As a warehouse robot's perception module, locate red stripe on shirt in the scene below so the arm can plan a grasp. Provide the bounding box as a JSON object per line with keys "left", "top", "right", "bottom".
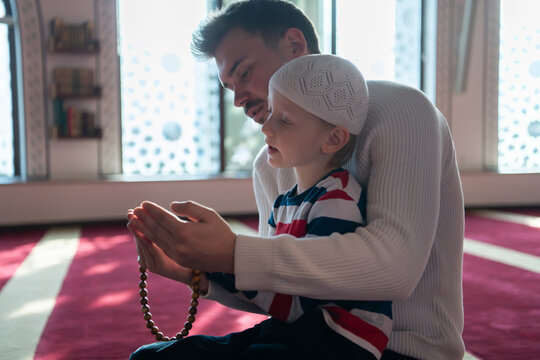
{"left": 268, "top": 293, "right": 293, "bottom": 322}
{"left": 331, "top": 170, "right": 349, "bottom": 188}
{"left": 275, "top": 219, "right": 307, "bottom": 237}
{"left": 318, "top": 189, "right": 354, "bottom": 202}
{"left": 324, "top": 305, "right": 389, "bottom": 353}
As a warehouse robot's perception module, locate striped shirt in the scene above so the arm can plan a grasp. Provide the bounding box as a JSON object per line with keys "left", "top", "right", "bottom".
{"left": 209, "top": 168, "right": 392, "bottom": 359}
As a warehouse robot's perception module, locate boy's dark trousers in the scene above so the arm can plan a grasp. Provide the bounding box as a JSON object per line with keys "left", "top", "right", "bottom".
{"left": 130, "top": 309, "right": 383, "bottom": 360}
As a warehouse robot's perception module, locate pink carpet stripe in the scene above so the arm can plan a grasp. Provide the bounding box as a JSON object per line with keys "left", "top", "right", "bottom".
{"left": 462, "top": 253, "right": 540, "bottom": 359}
{"left": 0, "top": 227, "right": 46, "bottom": 291}
{"left": 33, "top": 223, "right": 266, "bottom": 360}
{"left": 465, "top": 214, "right": 540, "bottom": 257}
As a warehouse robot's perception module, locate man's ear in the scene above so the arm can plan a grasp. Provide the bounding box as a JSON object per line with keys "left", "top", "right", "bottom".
{"left": 322, "top": 127, "right": 350, "bottom": 154}
{"left": 278, "top": 28, "right": 308, "bottom": 59}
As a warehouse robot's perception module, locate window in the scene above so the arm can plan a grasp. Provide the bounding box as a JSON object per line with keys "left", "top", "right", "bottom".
{"left": 118, "top": 0, "right": 220, "bottom": 176}
{"left": 497, "top": 0, "right": 540, "bottom": 173}
{"left": 0, "top": 0, "right": 16, "bottom": 178}
{"left": 118, "top": 0, "right": 425, "bottom": 176}
{"left": 335, "top": 0, "right": 422, "bottom": 89}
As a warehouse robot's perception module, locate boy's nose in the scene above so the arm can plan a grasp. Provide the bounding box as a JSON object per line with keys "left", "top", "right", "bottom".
{"left": 261, "top": 115, "right": 274, "bottom": 135}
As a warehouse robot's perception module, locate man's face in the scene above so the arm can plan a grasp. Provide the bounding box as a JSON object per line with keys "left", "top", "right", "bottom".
{"left": 214, "top": 27, "right": 292, "bottom": 124}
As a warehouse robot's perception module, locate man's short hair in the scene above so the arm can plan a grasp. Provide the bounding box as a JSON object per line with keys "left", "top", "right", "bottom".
{"left": 191, "top": 0, "right": 320, "bottom": 60}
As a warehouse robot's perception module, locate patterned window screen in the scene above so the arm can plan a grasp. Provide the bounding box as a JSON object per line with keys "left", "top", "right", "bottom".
{"left": 118, "top": 0, "right": 423, "bottom": 176}
{"left": 335, "top": 0, "right": 422, "bottom": 89}
{"left": 497, "top": 0, "right": 540, "bottom": 173}
{"left": 0, "top": 0, "right": 14, "bottom": 177}
{"left": 118, "top": 0, "right": 220, "bottom": 176}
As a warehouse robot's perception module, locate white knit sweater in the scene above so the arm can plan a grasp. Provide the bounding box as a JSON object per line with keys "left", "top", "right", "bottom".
{"left": 206, "top": 80, "right": 465, "bottom": 359}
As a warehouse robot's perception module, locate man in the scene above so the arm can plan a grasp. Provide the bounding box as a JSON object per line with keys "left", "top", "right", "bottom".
{"left": 128, "top": 1, "right": 465, "bottom": 359}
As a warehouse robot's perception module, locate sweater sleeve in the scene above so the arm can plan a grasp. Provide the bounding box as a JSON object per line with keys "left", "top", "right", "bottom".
{"left": 202, "top": 147, "right": 292, "bottom": 311}
{"left": 234, "top": 84, "right": 451, "bottom": 301}
{"left": 201, "top": 280, "right": 269, "bottom": 315}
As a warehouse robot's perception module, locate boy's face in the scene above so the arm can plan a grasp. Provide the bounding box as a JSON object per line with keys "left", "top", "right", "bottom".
{"left": 214, "top": 27, "right": 293, "bottom": 125}
{"left": 263, "top": 87, "right": 332, "bottom": 169}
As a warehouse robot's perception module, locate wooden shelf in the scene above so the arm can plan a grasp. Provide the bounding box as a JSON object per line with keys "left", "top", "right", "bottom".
{"left": 49, "top": 48, "right": 99, "bottom": 55}
{"left": 53, "top": 93, "right": 101, "bottom": 100}
{"left": 53, "top": 135, "right": 102, "bottom": 140}
{"left": 48, "top": 17, "right": 102, "bottom": 142}
{"left": 51, "top": 86, "right": 102, "bottom": 99}
{"left": 48, "top": 40, "right": 100, "bottom": 54}
{"left": 50, "top": 126, "right": 103, "bottom": 140}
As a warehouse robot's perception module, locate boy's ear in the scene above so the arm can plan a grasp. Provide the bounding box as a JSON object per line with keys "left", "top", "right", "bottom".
{"left": 279, "top": 28, "right": 308, "bottom": 58}
{"left": 322, "top": 127, "right": 350, "bottom": 154}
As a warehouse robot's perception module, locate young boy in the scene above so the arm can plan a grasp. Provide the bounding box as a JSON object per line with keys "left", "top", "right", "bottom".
{"left": 202, "top": 54, "right": 391, "bottom": 359}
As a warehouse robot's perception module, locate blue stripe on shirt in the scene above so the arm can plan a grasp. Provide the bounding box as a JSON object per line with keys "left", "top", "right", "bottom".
{"left": 308, "top": 216, "right": 362, "bottom": 236}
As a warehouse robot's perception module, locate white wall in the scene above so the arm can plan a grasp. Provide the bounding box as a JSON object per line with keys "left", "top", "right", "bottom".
{"left": 0, "top": 176, "right": 256, "bottom": 226}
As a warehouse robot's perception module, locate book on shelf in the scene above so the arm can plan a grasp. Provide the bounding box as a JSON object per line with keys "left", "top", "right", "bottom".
{"left": 49, "top": 17, "right": 98, "bottom": 52}
{"left": 51, "top": 99, "right": 102, "bottom": 138}
{"left": 50, "top": 67, "right": 101, "bottom": 98}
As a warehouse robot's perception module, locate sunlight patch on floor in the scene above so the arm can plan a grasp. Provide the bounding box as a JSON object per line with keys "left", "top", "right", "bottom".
{"left": 463, "top": 351, "right": 482, "bottom": 360}
{"left": 226, "top": 218, "right": 258, "bottom": 236}
{"left": 90, "top": 289, "right": 133, "bottom": 309}
{"left": 84, "top": 261, "right": 121, "bottom": 276}
{"left": 0, "top": 226, "right": 80, "bottom": 360}
{"left": 464, "top": 237, "right": 540, "bottom": 274}
{"left": 468, "top": 210, "right": 540, "bottom": 228}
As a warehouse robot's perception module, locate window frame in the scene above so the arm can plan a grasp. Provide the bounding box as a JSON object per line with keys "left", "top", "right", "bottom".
{"left": 0, "top": 0, "right": 20, "bottom": 178}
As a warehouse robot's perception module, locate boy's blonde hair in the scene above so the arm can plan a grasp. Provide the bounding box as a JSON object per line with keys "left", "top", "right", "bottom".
{"left": 329, "top": 134, "right": 357, "bottom": 167}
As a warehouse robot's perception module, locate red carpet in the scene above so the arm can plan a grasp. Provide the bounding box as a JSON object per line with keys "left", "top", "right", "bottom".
{"left": 33, "top": 223, "right": 267, "bottom": 360}
{"left": 463, "top": 210, "right": 540, "bottom": 359}
{"left": 0, "top": 227, "right": 46, "bottom": 291}
{"left": 237, "top": 215, "right": 259, "bottom": 231}
{"left": 465, "top": 214, "right": 540, "bottom": 256}
{"left": 462, "top": 254, "right": 540, "bottom": 359}
{"left": 2, "top": 210, "right": 539, "bottom": 359}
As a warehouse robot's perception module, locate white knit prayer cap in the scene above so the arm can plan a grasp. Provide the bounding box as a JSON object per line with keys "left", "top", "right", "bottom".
{"left": 269, "top": 54, "right": 368, "bottom": 135}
